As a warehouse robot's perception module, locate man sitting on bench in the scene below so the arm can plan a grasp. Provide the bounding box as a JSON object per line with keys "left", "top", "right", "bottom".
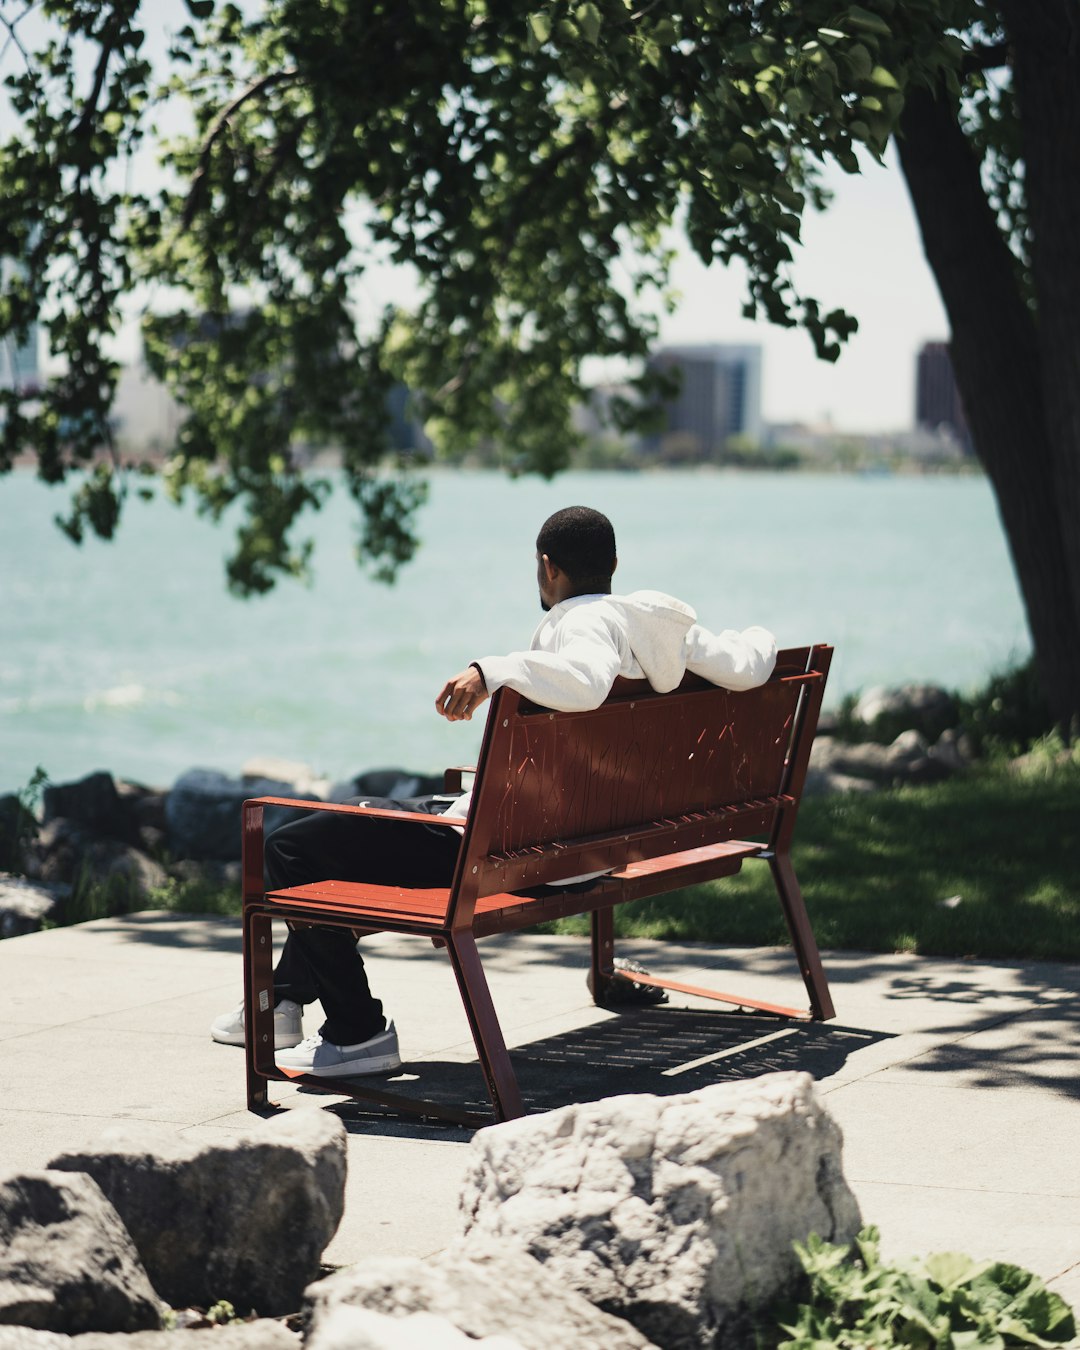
{"left": 210, "top": 505, "right": 777, "bottom": 1077}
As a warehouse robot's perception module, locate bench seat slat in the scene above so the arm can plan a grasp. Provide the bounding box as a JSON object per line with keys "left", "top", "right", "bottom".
{"left": 262, "top": 837, "right": 766, "bottom": 937}
{"left": 264, "top": 881, "right": 450, "bottom": 928}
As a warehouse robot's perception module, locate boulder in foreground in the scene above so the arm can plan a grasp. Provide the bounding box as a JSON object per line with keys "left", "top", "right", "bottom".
{"left": 460, "top": 1071, "right": 860, "bottom": 1350}
{"left": 0, "top": 1170, "right": 161, "bottom": 1335}
{"left": 48, "top": 1112, "right": 345, "bottom": 1317}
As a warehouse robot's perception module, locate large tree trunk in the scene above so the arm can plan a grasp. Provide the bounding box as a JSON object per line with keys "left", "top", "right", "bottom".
{"left": 896, "top": 66, "right": 1080, "bottom": 728}
{"left": 1001, "top": 0, "right": 1080, "bottom": 725}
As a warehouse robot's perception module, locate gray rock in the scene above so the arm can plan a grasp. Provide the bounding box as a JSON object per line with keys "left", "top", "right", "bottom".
{"left": 0, "top": 1323, "right": 298, "bottom": 1350}
{"left": 84, "top": 1324, "right": 297, "bottom": 1350}
{"left": 117, "top": 784, "right": 168, "bottom": 835}
{"left": 42, "top": 775, "right": 130, "bottom": 842}
{"left": 326, "top": 769, "right": 444, "bottom": 805}
{"left": 100, "top": 848, "right": 168, "bottom": 903}
{"left": 803, "top": 767, "right": 879, "bottom": 796}
{"left": 29, "top": 823, "right": 166, "bottom": 907}
{"left": 0, "top": 1329, "right": 69, "bottom": 1349}
{"left": 241, "top": 759, "right": 331, "bottom": 801}
{"left": 929, "top": 728, "right": 975, "bottom": 772}
{"left": 459, "top": 1073, "right": 861, "bottom": 1350}
{"left": 48, "top": 1112, "right": 346, "bottom": 1318}
{"left": 165, "top": 771, "right": 321, "bottom": 862}
{"left": 0, "top": 796, "right": 36, "bottom": 873}
{"left": 811, "top": 730, "right": 953, "bottom": 786}
{"left": 308, "top": 1306, "right": 525, "bottom": 1349}
{"left": 0, "top": 1170, "right": 162, "bottom": 1334}
{"left": 304, "top": 1240, "right": 656, "bottom": 1350}
{"left": 30, "top": 820, "right": 97, "bottom": 887}
{"left": 0, "top": 877, "right": 61, "bottom": 939}
{"left": 853, "top": 684, "right": 958, "bottom": 744}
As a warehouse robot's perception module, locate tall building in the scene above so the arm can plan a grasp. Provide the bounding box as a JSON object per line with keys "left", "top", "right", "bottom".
{"left": 646, "top": 343, "right": 763, "bottom": 459}
{"left": 0, "top": 257, "right": 41, "bottom": 394}
{"left": 915, "top": 341, "right": 972, "bottom": 454}
{"left": 0, "top": 329, "right": 39, "bottom": 393}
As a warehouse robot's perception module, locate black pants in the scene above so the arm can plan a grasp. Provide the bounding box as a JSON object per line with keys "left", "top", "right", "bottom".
{"left": 267, "top": 796, "right": 461, "bottom": 1045}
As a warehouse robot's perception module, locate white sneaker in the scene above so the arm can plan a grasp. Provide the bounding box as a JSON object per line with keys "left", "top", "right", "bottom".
{"left": 275, "top": 1021, "right": 401, "bottom": 1077}
{"left": 210, "top": 999, "right": 303, "bottom": 1048}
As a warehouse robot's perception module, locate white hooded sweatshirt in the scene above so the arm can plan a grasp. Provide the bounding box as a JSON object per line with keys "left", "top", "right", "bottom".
{"left": 440, "top": 592, "right": 777, "bottom": 842}
{"left": 476, "top": 590, "right": 777, "bottom": 711}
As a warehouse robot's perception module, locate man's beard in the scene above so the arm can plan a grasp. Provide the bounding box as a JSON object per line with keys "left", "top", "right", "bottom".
{"left": 540, "top": 596, "right": 551, "bottom": 612}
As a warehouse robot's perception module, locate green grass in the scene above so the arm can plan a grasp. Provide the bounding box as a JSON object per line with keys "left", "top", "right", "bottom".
{"left": 540, "top": 757, "right": 1080, "bottom": 961}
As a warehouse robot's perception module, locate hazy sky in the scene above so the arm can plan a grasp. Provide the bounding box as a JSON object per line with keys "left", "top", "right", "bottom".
{"left": 657, "top": 150, "right": 950, "bottom": 433}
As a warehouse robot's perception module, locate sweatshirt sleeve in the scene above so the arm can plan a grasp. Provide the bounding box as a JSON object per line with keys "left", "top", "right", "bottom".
{"left": 683, "top": 624, "right": 777, "bottom": 691}
{"left": 475, "top": 610, "right": 624, "bottom": 712}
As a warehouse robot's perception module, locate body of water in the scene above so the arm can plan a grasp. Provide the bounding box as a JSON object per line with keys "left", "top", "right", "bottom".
{"left": 1, "top": 468, "right": 1030, "bottom": 795}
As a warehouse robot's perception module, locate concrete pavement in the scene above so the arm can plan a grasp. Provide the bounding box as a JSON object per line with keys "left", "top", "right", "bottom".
{"left": 0, "top": 912, "right": 1077, "bottom": 1311}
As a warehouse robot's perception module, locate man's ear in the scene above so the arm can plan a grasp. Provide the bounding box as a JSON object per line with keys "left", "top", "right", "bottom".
{"left": 611, "top": 556, "right": 618, "bottom": 577}
{"left": 541, "top": 554, "right": 561, "bottom": 583}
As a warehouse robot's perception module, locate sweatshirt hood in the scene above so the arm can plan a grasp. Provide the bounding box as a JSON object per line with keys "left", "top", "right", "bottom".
{"left": 607, "top": 590, "right": 697, "bottom": 691}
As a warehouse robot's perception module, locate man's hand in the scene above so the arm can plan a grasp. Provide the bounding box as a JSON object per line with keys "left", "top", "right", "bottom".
{"left": 435, "top": 665, "right": 489, "bottom": 721}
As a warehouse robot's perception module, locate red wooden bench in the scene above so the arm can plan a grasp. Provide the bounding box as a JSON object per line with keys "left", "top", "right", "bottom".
{"left": 241, "top": 643, "right": 834, "bottom": 1125}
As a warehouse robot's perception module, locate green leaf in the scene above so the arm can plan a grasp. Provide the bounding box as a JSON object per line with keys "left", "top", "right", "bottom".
{"left": 923, "top": 1251, "right": 985, "bottom": 1290}
{"left": 870, "top": 64, "right": 902, "bottom": 90}
{"left": 784, "top": 85, "right": 813, "bottom": 117}
{"left": 184, "top": 0, "right": 215, "bottom": 17}
{"left": 575, "top": 3, "right": 602, "bottom": 45}
{"left": 842, "top": 42, "right": 873, "bottom": 81}
{"left": 527, "top": 12, "right": 551, "bottom": 47}
{"left": 845, "top": 6, "right": 891, "bottom": 39}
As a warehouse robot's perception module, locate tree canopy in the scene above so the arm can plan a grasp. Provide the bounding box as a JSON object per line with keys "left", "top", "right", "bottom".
{"left": 0, "top": 0, "right": 957, "bottom": 584}
{"left": 2, "top": 0, "right": 1078, "bottom": 723}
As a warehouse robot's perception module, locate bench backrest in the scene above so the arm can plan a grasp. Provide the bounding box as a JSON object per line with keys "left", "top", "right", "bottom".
{"left": 447, "top": 644, "right": 831, "bottom": 924}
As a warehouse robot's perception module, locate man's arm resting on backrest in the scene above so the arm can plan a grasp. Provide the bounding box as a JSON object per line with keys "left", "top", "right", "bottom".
{"left": 473, "top": 616, "right": 623, "bottom": 712}
{"left": 683, "top": 624, "right": 777, "bottom": 691}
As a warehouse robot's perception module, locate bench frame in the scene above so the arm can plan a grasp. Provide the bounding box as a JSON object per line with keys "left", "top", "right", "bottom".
{"left": 241, "top": 644, "right": 834, "bottom": 1125}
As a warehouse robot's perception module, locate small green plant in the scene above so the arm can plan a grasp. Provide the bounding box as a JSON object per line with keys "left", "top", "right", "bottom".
{"left": 776, "top": 1227, "right": 1076, "bottom": 1349}
{"left": 146, "top": 873, "right": 240, "bottom": 917}
{"left": 205, "top": 1300, "right": 240, "bottom": 1325}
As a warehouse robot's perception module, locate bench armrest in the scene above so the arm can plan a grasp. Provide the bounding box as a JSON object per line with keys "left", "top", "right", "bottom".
{"left": 243, "top": 795, "right": 465, "bottom": 829}
{"left": 240, "top": 795, "right": 464, "bottom": 905}
{"left": 443, "top": 765, "right": 477, "bottom": 793}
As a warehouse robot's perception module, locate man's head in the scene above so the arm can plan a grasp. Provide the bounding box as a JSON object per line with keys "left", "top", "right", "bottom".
{"left": 535, "top": 506, "right": 617, "bottom": 610}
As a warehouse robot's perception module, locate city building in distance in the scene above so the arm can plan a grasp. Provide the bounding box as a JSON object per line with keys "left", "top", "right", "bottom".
{"left": 0, "top": 258, "right": 40, "bottom": 396}
{"left": 915, "top": 340, "right": 972, "bottom": 455}
{"left": 645, "top": 343, "right": 763, "bottom": 462}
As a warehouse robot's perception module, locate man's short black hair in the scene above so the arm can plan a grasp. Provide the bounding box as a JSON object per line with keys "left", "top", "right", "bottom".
{"left": 536, "top": 506, "right": 616, "bottom": 592}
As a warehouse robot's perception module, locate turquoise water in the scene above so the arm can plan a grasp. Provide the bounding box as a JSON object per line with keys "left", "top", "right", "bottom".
{"left": 0, "top": 468, "right": 1029, "bottom": 795}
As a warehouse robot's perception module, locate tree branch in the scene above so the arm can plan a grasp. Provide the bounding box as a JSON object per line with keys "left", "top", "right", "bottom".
{"left": 72, "top": 21, "right": 118, "bottom": 140}
{"left": 181, "top": 68, "right": 303, "bottom": 231}
{"left": 0, "top": 5, "right": 34, "bottom": 73}
{"left": 434, "top": 96, "right": 628, "bottom": 404}
{"left": 962, "top": 40, "right": 1011, "bottom": 75}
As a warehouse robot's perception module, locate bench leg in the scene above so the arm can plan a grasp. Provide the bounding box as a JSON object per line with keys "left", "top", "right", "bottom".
{"left": 589, "top": 907, "right": 616, "bottom": 1003}
{"left": 446, "top": 931, "right": 524, "bottom": 1122}
{"left": 769, "top": 853, "right": 835, "bottom": 1021}
{"left": 243, "top": 909, "right": 277, "bottom": 1110}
